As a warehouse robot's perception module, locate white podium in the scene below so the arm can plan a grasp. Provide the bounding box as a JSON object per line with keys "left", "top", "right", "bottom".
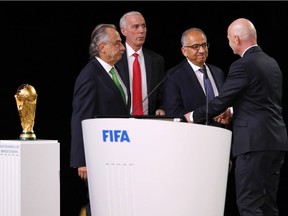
{"left": 0, "top": 140, "right": 60, "bottom": 216}
{"left": 82, "top": 118, "right": 232, "bottom": 216}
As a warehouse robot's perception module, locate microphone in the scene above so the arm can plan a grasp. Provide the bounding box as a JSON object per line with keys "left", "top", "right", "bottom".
{"left": 130, "top": 70, "right": 173, "bottom": 115}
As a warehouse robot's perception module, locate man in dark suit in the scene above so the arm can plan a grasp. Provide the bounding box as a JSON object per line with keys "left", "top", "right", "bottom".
{"left": 163, "top": 27, "right": 228, "bottom": 126}
{"left": 185, "top": 18, "right": 288, "bottom": 216}
{"left": 70, "top": 23, "right": 129, "bottom": 216}
{"left": 116, "top": 11, "right": 165, "bottom": 116}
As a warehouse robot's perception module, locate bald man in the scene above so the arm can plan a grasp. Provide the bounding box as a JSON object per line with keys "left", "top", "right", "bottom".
{"left": 185, "top": 18, "right": 288, "bottom": 216}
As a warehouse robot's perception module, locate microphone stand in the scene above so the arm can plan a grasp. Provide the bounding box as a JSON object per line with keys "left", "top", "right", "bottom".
{"left": 130, "top": 72, "right": 171, "bottom": 116}
{"left": 205, "top": 84, "right": 209, "bottom": 125}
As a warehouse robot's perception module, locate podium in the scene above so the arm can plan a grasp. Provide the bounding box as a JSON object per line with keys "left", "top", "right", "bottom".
{"left": 82, "top": 118, "right": 232, "bottom": 216}
{"left": 0, "top": 140, "right": 60, "bottom": 216}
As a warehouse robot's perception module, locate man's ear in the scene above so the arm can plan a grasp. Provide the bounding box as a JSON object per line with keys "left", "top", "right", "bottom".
{"left": 120, "top": 28, "right": 127, "bottom": 37}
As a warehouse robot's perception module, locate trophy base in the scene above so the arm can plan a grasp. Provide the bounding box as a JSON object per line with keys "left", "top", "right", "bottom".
{"left": 20, "top": 132, "right": 37, "bottom": 140}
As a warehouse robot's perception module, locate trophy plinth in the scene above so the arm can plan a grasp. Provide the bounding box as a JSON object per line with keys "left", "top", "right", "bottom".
{"left": 20, "top": 132, "right": 37, "bottom": 140}
{"left": 15, "top": 84, "right": 38, "bottom": 141}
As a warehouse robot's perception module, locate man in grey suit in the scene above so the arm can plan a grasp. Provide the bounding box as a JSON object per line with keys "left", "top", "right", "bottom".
{"left": 185, "top": 18, "right": 288, "bottom": 216}
{"left": 116, "top": 11, "right": 165, "bottom": 116}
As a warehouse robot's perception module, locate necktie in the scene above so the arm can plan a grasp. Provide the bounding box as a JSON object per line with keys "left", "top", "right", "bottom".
{"left": 109, "top": 67, "right": 126, "bottom": 103}
{"left": 199, "top": 66, "right": 215, "bottom": 102}
{"left": 132, "top": 53, "right": 144, "bottom": 115}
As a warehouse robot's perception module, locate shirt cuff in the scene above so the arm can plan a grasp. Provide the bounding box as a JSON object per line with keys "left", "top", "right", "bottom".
{"left": 190, "top": 111, "right": 194, "bottom": 122}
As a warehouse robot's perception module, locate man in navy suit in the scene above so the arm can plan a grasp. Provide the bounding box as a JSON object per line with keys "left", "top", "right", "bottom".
{"left": 186, "top": 18, "right": 288, "bottom": 216}
{"left": 116, "top": 11, "right": 165, "bottom": 116}
{"left": 70, "top": 23, "right": 129, "bottom": 216}
{"left": 163, "top": 27, "right": 228, "bottom": 126}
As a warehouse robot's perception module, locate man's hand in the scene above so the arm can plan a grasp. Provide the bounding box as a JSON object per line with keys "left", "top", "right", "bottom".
{"left": 78, "top": 166, "right": 88, "bottom": 181}
{"left": 184, "top": 112, "right": 193, "bottom": 123}
{"left": 213, "top": 108, "right": 233, "bottom": 125}
{"left": 155, "top": 109, "right": 165, "bottom": 116}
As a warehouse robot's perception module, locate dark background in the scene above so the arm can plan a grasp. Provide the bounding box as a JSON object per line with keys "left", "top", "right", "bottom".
{"left": 1, "top": 1, "right": 288, "bottom": 216}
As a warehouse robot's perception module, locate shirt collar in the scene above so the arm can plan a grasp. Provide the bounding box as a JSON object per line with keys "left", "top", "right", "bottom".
{"left": 126, "top": 42, "right": 143, "bottom": 57}
{"left": 96, "top": 56, "right": 113, "bottom": 72}
{"left": 241, "top": 44, "right": 258, "bottom": 57}
{"left": 187, "top": 59, "right": 206, "bottom": 72}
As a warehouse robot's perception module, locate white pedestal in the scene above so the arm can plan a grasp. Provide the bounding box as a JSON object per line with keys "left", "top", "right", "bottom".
{"left": 82, "top": 118, "right": 232, "bottom": 216}
{"left": 0, "top": 140, "right": 60, "bottom": 216}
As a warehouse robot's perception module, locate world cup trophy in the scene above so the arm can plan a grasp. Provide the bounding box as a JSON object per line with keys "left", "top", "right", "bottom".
{"left": 15, "top": 84, "right": 37, "bottom": 140}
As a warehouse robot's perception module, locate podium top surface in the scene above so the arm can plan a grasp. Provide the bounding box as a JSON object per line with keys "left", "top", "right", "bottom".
{"left": 92, "top": 115, "right": 186, "bottom": 122}
{"left": 0, "top": 140, "right": 59, "bottom": 144}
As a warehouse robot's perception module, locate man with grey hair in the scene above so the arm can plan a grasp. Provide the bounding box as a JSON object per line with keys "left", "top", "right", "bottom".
{"left": 163, "top": 27, "right": 228, "bottom": 124}
{"left": 116, "top": 11, "right": 165, "bottom": 116}
{"left": 70, "top": 23, "right": 129, "bottom": 216}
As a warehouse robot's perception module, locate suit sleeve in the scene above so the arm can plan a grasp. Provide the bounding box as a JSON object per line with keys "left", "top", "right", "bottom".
{"left": 193, "top": 61, "right": 247, "bottom": 123}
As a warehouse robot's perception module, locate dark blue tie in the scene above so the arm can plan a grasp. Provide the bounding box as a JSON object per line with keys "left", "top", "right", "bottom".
{"left": 199, "top": 66, "right": 215, "bottom": 101}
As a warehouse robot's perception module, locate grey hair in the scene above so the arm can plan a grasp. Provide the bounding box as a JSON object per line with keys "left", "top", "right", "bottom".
{"left": 181, "top": 27, "right": 207, "bottom": 46}
{"left": 89, "top": 23, "right": 117, "bottom": 58}
{"left": 119, "top": 11, "right": 143, "bottom": 29}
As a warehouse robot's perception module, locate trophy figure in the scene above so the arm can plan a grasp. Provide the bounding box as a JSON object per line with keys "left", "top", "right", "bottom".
{"left": 15, "top": 84, "right": 37, "bottom": 140}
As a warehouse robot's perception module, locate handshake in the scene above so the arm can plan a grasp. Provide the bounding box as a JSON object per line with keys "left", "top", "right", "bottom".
{"left": 184, "top": 108, "right": 233, "bottom": 124}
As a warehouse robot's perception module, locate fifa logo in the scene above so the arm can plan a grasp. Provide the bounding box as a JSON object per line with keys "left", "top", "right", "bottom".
{"left": 102, "top": 130, "right": 130, "bottom": 142}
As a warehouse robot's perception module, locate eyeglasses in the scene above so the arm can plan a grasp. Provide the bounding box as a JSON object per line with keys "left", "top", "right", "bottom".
{"left": 184, "top": 42, "right": 210, "bottom": 50}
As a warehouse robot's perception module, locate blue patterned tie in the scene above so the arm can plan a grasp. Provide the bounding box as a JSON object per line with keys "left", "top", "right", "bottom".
{"left": 199, "top": 66, "right": 215, "bottom": 101}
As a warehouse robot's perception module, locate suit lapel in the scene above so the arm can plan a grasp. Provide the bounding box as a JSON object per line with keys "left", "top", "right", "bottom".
{"left": 92, "top": 58, "right": 126, "bottom": 104}
{"left": 143, "top": 50, "right": 153, "bottom": 94}
{"left": 116, "top": 52, "right": 130, "bottom": 89}
{"left": 115, "top": 51, "right": 131, "bottom": 110}
{"left": 183, "top": 61, "right": 205, "bottom": 96}
{"left": 206, "top": 64, "right": 222, "bottom": 91}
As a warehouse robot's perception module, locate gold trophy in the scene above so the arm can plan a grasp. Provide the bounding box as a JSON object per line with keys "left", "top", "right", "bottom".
{"left": 15, "top": 84, "right": 37, "bottom": 140}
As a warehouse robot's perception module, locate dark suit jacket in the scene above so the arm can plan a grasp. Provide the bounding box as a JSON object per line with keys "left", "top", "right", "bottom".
{"left": 116, "top": 47, "right": 165, "bottom": 115}
{"left": 70, "top": 58, "right": 130, "bottom": 168}
{"left": 163, "top": 59, "right": 226, "bottom": 117}
{"left": 193, "top": 46, "right": 288, "bottom": 156}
